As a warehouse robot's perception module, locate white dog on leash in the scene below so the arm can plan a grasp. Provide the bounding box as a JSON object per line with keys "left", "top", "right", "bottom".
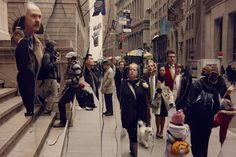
{"left": 138, "top": 120, "right": 153, "bottom": 148}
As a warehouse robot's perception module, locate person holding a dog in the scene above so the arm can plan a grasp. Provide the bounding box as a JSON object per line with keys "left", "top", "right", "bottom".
{"left": 120, "top": 63, "right": 150, "bottom": 157}
{"left": 165, "top": 110, "right": 189, "bottom": 157}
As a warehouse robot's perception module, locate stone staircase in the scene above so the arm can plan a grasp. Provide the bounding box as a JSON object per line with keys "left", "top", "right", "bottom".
{"left": 0, "top": 82, "right": 68, "bottom": 157}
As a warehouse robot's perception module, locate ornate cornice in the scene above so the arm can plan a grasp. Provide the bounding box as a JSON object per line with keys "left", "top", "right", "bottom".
{"left": 204, "top": 0, "right": 224, "bottom": 13}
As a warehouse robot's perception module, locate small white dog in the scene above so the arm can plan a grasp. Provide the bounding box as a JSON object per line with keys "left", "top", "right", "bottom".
{"left": 138, "top": 120, "right": 153, "bottom": 148}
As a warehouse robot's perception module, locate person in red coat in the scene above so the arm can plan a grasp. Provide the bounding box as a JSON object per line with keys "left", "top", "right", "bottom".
{"left": 165, "top": 50, "right": 177, "bottom": 91}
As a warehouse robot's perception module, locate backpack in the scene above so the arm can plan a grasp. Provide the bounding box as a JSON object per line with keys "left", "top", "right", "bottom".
{"left": 192, "top": 81, "right": 214, "bottom": 116}
{"left": 171, "top": 140, "right": 190, "bottom": 155}
{"left": 167, "top": 130, "right": 190, "bottom": 155}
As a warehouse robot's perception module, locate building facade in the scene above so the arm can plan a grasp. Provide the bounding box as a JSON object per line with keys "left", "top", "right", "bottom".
{"left": 102, "top": 0, "right": 118, "bottom": 58}
{"left": 204, "top": 0, "right": 236, "bottom": 66}
{"left": 0, "top": 0, "right": 89, "bottom": 87}
{"left": 115, "top": 0, "right": 151, "bottom": 54}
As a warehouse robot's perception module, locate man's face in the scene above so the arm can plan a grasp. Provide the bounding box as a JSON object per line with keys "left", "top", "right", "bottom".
{"left": 25, "top": 5, "right": 42, "bottom": 34}
{"left": 86, "top": 56, "right": 94, "bottom": 66}
{"left": 167, "top": 53, "right": 176, "bottom": 65}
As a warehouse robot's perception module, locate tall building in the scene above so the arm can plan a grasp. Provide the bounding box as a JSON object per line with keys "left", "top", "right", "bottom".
{"left": 102, "top": 0, "right": 118, "bottom": 58}
{"left": 115, "top": 0, "right": 151, "bottom": 54}
{"left": 204, "top": 0, "right": 236, "bottom": 66}
{"left": 150, "top": 0, "right": 173, "bottom": 63}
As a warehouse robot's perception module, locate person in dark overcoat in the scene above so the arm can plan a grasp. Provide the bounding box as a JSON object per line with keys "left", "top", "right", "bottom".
{"left": 120, "top": 63, "right": 150, "bottom": 157}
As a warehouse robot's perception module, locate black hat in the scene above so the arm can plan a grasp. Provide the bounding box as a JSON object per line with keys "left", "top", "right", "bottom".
{"left": 102, "top": 60, "right": 110, "bottom": 65}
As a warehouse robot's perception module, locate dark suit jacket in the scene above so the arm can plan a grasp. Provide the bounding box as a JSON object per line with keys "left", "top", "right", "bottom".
{"left": 84, "top": 66, "right": 99, "bottom": 98}
{"left": 15, "top": 36, "right": 43, "bottom": 96}
{"left": 15, "top": 39, "right": 35, "bottom": 96}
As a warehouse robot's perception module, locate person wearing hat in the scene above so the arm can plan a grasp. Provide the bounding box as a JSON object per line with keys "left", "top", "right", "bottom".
{"left": 101, "top": 60, "right": 115, "bottom": 116}
{"left": 37, "top": 40, "right": 60, "bottom": 115}
{"left": 53, "top": 51, "right": 81, "bottom": 127}
{"left": 208, "top": 66, "right": 230, "bottom": 100}
{"left": 165, "top": 109, "right": 189, "bottom": 157}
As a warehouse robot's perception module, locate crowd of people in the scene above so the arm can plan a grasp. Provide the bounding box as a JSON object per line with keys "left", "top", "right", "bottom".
{"left": 11, "top": 2, "right": 236, "bottom": 157}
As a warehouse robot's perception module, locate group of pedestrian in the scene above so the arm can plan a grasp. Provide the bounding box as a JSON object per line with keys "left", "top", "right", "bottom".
{"left": 11, "top": 2, "right": 236, "bottom": 157}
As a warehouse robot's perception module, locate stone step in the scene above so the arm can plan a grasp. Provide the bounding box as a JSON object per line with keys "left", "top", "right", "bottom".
{"left": 0, "top": 96, "right": 23, "bottom": 125}
{"left": 6, "top": 112, "right": 56, "bottom": 157}
{"left": 0, "top": 107, "right": 40, "bottom": 157}
{"left": 0, "top": 88, "right": 17, "bottom": 103}
{"left": 39, "top": 121, "right": 69, "bottom": 157}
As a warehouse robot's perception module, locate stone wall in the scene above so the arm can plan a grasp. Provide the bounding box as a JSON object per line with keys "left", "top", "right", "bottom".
{"left": 7, "top": 0, "right": 88, "bottom": 52}
{"left": 0, "top": 0, "right": 10, "bottom": 40}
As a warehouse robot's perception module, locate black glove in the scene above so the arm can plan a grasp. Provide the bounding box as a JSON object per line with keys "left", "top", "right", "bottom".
{"left": 156, "top": 88, "right": 162, "bottom": 93}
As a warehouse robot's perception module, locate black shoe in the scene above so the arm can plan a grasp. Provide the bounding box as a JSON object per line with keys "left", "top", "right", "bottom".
{"left": 105, "top": 112, "right": 113, "bottom": 116}
{"left": 24, "top": 112, "right": 34, "bottom": 117}
{"left": 53, "top": 122, "right": 66, "bottom": 128}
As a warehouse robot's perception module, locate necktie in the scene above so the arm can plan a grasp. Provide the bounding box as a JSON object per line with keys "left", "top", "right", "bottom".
{"left": 29, "top": 36, "right": 33, "bottom": 50}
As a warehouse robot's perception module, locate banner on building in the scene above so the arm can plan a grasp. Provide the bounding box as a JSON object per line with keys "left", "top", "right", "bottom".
{"left": 122, "top": 10, "right": 132, "bottom": 33}
{"left": 160, "top": 17, "right": 170, "bottom": 35}
{"left": 92, "top": 0, "right": 106, "bottom": 16}
{"left": 92, "top": 23, "right": 101, "bottom": 47}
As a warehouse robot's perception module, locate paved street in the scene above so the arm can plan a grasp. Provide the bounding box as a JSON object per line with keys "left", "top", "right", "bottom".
{"left": 65, "top": 80, "right": 236, "bottom": 157}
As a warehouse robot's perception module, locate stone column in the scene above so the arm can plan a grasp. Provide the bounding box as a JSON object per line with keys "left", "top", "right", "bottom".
{"left": 0, "top": 0, "right": 10, "bottom": 40}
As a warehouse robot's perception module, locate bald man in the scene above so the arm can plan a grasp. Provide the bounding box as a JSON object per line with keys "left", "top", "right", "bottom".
{"left": 15, "top": 2, "right": 43, "bottom": 116}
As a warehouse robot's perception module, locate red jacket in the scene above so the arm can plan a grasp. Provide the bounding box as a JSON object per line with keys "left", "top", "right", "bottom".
{"left": 165, "top": 64, "right": 176, "bottom": 91}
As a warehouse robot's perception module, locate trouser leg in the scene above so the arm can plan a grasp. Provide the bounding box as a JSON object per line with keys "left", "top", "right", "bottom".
{"left": 58, "top": 87, "right": 75, "bottom": 124}
{"left": 104, "top": 93, "right": 113, "bottom": 113}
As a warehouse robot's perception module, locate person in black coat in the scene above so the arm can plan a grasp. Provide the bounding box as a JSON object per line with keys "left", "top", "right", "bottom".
{"left": 185, "top": 74, "right": 220, "bottom": 157}
{"left": 120, "top": 63, "right": 150, "bottom": 157}
{"left": 15, "top": 37, "right": 36, "bottom": 117}
{"left": 114, "top": 61, "right": 125, "bottom": 102}
{"left": 37, "top": 40, "right": 60, "bottom": 114}
{"left": 175, "top": 69, "right": 192, "bottom": 110}
{"left": 83, "top": 54, "right": 99, "bottom": 99}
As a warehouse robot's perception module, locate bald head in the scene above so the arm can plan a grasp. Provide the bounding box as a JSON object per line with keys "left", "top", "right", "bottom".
{"left": 25, "top": 2, "right": 42, "bottom": 35}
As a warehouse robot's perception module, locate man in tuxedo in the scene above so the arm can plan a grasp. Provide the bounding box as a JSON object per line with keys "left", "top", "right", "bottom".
{"left": 165, "top": 50, "right": 177, "bottom": 91}
{"left": 15, "top": 2, "right": 43, "bottom": 116}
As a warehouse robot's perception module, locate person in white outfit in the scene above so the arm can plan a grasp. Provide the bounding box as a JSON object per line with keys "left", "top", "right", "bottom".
{"left": 165, "top": 109, "right": 189, "bottom": 157}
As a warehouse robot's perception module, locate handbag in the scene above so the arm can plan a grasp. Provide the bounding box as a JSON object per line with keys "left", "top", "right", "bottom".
{"left": 151, "top": 92, "right": 161, "bottom": 108}
{"left": 162, "top": 86, "right": 174, "bottom": 110}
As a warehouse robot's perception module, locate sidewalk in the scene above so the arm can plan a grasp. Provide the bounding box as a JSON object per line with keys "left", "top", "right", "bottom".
{"left": 64, "top": 81, "right": 121, "bottom": 157}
